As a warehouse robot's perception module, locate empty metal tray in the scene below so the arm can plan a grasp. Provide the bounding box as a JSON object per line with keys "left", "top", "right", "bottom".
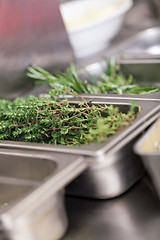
{"left": 0, "top": 96, "right": 159, "bottom": 199}
{"left": 107, "top": 26, "right": 160, "bottom": 57}
{"left": 134, "top": 117, "right": 160, "bottom": 199}
{"left": 0, "top": 149, "right": 86, "bottom": 240}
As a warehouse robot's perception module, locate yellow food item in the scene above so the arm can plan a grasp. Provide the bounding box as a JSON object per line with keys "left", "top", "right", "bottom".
{"left": 64, "top": 0, "right": 123, "bottom": 31}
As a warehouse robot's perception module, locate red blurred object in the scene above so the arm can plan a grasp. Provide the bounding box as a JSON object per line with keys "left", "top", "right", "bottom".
{"left": 0, "top": 0, "right": 73, "bottom": 99}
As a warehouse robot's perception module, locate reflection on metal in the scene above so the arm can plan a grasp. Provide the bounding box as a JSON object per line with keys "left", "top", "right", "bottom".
{"left": 64, "top": 177, "right": 160, "bottom": 240}
{"left": 0, "top": 0, "right": 74, "bottom": 99}
{"left": 107, "top": 27, "right": 160, "bottom": 58}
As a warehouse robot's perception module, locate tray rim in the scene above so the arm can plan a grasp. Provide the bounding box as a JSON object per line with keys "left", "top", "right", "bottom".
{"left": 0, "top": 150, "right": 86, "bottom": 219}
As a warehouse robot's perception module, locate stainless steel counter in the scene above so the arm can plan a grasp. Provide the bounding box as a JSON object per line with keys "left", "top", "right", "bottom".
{"left": 63, "top": 175, "right": 160, "bottom": 240}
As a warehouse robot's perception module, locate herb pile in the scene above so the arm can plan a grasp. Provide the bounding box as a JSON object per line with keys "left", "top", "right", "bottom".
{"left": 0, "top": 91, "right": 137, "bottom": 146}
{"left": 27, "top": 60, "right": 160, "bottom": 95}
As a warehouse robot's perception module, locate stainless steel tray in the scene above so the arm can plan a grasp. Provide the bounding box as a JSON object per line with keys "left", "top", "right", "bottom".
{"left": 134, "top": 117, "right": 160, "bottom": 199}
{"left": 0, "top": 96, "right": 159, "bottom": 199}
{"left": 79, "top": 60, "right": 160, "bottom": 101}
{"left": 0, "top": 149, "right": 86, "bottom": 240}
{"left": 107, "top": 26, "right": 160, "bottom": 58}
{"left": 77, "top": 26, "right": 160, "bottom": 90}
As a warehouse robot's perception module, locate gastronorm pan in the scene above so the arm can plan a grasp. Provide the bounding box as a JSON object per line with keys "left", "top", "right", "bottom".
{"left": 76, "top": 27, "right": 160, "bottom": 96}
{"left": 106, "top": 26, "right": 160, "bottom": 57}
{"left": 134, "top": 117, "right": 160, "bottom": 199}
{"left": 0, "top": 95, "right": 159, "bottom": 199}
{"left": 78, "top": 60, "right": 160, "bottom": 101}
{"left": 0, "top": 149, "right": 86, "bottom": 240}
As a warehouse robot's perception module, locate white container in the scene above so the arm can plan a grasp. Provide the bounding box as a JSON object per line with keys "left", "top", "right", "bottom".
{"left": 60, "top": 0, "right": 133, "bottom": 58}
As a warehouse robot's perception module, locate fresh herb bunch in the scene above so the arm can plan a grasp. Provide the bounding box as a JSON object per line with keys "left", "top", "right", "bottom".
{"left": 27, "top": 63, "right": 97, "bottom": 94}
{"left": 0, "top": 91, "right": 137, "bottom": 146}
{"left": 98, "top": 61, "right": 160, "bottom": 94}
{"left": 27, "top": 60, "right": 160, "bottom": 95}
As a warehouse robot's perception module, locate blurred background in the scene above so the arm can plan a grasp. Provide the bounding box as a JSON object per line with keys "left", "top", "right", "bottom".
{"left": 59, "top": 0, "right": 160, "bottom": 64}
{"left": 0, "top": 0, "right": 160, "bottom": 99}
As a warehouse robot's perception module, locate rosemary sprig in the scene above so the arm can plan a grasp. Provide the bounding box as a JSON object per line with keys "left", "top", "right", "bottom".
{"left": 27, "top": 60, "right": 160, "bottom": 95}
{"left": 27, "top": 64, "right": 97, "bottom": 94}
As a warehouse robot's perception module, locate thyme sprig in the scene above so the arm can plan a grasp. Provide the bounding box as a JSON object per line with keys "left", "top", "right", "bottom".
{"left": 0, "top": 92, "right": 137, "bottom": 146}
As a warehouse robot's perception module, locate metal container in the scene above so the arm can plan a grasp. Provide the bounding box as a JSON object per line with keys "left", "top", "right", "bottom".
{"left": 78, "top": 60, "right": 160, "bottom": 101}
{"left": 76, "top": 27, "right": 160, "bottom": 101}
{"left": 107, "top": 26, "right": 160, "bottom": 57}
{"left": 0, "top": 149, "right": 86, "bottom": 240}
{"left": 0, "top": 96, "right": 159, "bottom": 199}
{"left": 134, "top": 117, "right": 160, "bottom": 199}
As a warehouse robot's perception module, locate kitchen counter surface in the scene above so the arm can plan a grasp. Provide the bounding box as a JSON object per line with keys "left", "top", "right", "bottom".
{"left": 63, "top": 175, "right": 160, "bottom": 240}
